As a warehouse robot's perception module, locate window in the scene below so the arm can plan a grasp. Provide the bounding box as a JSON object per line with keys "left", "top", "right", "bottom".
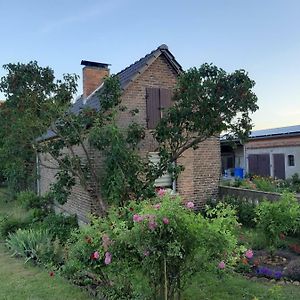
{"left": 148, "top": 152, "right": 173, "bottom": 190}
{"left": 288, "top": 155, "right": 295, "bottom": 166}
{"left": 146, "top": 87, "right": 172, "bottom": 129}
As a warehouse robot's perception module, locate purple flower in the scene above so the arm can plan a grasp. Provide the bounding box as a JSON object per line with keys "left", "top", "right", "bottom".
{"left": 274, "top": 271, "right": 282, "bottom": 279}
{"left": 143, "top": 250, "right": 150, "bottom": 257}
{"left": 218, "top": 261, "right": 225, "bottom": 269}
{"left": 245, "top": 249, "right": 253, "bottom": 259}
{"left": 148, "top": 220, "right": 157, "bottom": 231}
{"left": 104, "top": 252, "right": 112, "bottom": 265}
{"left": 186, "top": 201, "right": 194, "bottom": 209}
{"left": 163, "top": 217, "right": 169, "bottom": 225}
{"left": 133, "top": 214, "right": 143, "bottom": 223}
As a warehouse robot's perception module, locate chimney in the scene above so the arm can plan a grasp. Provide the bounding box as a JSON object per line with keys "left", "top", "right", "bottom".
{"left": 81, "top": 60, "right": 110, "bottom": 98}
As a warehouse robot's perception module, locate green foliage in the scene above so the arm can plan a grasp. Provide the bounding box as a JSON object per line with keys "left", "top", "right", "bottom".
{"left": 213, "top": 196, "right": 257, "bottom": 227}
{"left": 255, "top": 192, "right": 300, "bottom": 251}
{"left": 6, "top": 228, "right": 53, "bottom": 263}
{"left": 63, "top": 194, "right": 242, "bottom": 299}
{"left": 0, "top": 216, "right": 30, "bottom": 237}
{"left": 285, "top": 173, "right": 300, "bottom": 193}
{"left": 16, "top": 191, "right": 53, "bottom": 220}
{"left": 0, "top": 61, "right": 78, "bottom": 193}
{"left": 36, "top": 213, "right": 78, "bottom": 243}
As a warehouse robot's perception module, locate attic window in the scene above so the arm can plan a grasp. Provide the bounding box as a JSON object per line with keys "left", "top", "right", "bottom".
{"left": 146, "top": 88, "right": 172, "bottom": 129}
{"left": 288, "top": 155, "right": 295, "bottom": 167}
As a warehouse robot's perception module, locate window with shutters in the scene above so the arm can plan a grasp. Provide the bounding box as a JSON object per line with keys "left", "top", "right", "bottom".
{"left": 146, "top": 87, "right": 172, "bottom": 129}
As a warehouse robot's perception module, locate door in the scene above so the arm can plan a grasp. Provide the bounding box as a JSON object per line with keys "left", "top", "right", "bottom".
{"left": 273, "top": 153, "right": 285, "bottom": 179}
{"left": 248, "top": 154, "right": 270, "bottom": 177}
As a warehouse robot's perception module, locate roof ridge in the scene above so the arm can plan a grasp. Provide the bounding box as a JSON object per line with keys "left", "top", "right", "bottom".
{"left": 116, "top": 44, "right": 164, "bottom": 77}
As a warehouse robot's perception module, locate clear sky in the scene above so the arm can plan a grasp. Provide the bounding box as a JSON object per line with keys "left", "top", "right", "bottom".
{"left": 0, "top": 0, "right": 299, "bottom": 130}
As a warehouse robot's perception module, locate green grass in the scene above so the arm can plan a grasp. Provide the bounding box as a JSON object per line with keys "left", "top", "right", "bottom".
{"left": 183, "top": 271, "right": 300, "bottom": 300}
{"left": 0, "top": 243, "right": 92, "bottom": 300}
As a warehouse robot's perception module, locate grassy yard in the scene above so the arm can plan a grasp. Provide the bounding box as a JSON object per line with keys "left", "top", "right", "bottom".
{"left": 1, "top": 187, "right": 300, "bottom": 299}
{"left": 0, "top": 243, "right": 92, "bottom": 300}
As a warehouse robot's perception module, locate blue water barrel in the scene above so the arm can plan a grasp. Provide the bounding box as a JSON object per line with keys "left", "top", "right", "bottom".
{"left": 234, "top": 168, "right": 244, "bottom": 179}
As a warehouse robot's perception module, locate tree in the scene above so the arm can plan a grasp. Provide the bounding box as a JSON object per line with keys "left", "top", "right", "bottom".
{"left": 38, "top": 63, "right": 258, "bottom": 215}
{"left": 0, "top": 61, "right": 78, "bottom": 194}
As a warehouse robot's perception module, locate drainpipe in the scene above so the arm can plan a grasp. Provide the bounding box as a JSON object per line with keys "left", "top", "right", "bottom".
{"left": 36, "top": 153, "right": 40, "bottom": 196}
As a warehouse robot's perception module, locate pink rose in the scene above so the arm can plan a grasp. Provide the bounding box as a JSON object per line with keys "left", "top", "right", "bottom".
{"left": 91, "top": 251, "right": 100, "bottom": 260}
{"left": 163, "top": 217, "right": 169, "bottom": 225}
{"left": 133, "top": 214, "right": 143, "bottom": 223}
{"left": 218, "top": 261, "right": 225, "bottom": 269}
{"left": 186, "top": 201, "right": 194, "bottom": 209}
{"left": 104, "top": 252, "right": 112, "bottom": 265}
{"left": 245, "top": 249, "right": 253, "bottom": 259}
{"left": 157, "top": 188, "right": 166, "bottom": 197}
{"left": 148, "top": 220, "right": 157, "bottom": 231}
{"left": 143, "top": 250, "right": 150, "bottom": 257}
{"left": 153, "top": 203, "right": 161, "bottom": 210}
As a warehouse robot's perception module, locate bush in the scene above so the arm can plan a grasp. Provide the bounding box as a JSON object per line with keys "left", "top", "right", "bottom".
{"left": 63, "top": 194, "right": 243, "bottom": 299}
{"left": 255, "top": 192, "right": 300, "bottom": 251}
{"left": 212, "top": 196, "right": 257, "bottom": 227}
{"left": 16, "top": 191, "right": 53, "bottom": 220}
{"left": 0, "top": 216, "right": 30, "bottom": 237}
{"left": 35, "top": 213, "right": 78, "bottom": 243}
{"left": 6, "top": 228, "right": 53, "bottom": 263}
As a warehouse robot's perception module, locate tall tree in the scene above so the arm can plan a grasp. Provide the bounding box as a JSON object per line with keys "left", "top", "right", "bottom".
{"left": 0, "top": 61, "right": 78, "bottom": 193}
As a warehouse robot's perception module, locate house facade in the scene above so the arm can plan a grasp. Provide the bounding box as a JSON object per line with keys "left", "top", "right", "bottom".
{"left": 221, "top": 125, "right": 300, "bottom": 179}
{"left": 39, "top": 45, "right": 221, "bottom": 223}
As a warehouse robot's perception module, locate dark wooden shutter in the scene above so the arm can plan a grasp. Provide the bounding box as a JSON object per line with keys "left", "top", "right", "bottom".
{"left": 273, "top": 153, "right": 285, "bottom": 179}
{"left": 146, "top": 88, "right": 160, "bottom": 129}
{"left": 159, "top": 88, "right": 172, "bottom": 113}
{"left": 248, "top": 155, "right": 258, "bottom": 175}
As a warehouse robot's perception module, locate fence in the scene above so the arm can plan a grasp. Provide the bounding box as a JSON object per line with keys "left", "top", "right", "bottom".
{"left": 219, "top": 185, "right": 300, "bottom": 204}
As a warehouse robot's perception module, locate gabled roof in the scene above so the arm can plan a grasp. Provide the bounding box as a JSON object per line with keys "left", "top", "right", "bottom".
{"left": 38, "top": 44, "right": 183, "bottom": 141}
{"left": 82, "top": 44, "right": 182, "bottom": 114}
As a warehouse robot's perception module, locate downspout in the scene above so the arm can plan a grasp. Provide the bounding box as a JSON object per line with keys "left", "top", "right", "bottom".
{"left": 36, "top": 153, "right": 40, "bottom": 196}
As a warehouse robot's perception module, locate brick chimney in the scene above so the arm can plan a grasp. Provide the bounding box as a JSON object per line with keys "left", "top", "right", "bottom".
{"left": 81, "top": 60, "right": 110, "bottom": 98}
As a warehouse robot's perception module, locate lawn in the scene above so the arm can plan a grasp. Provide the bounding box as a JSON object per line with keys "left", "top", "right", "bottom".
{"left": 1, "top": 187, "right": 300, "bottom": 300}
{"left": 0, "top": 188, "right": 93, "bottom": 300}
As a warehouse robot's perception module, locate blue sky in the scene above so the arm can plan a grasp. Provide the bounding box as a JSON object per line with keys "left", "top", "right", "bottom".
{"left": 0, "top": 0, "right": 299, "bottom": 130}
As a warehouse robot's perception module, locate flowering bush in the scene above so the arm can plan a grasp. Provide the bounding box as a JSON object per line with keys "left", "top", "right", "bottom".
{"left": 63, "top": 194, "right": 242, "bottom": 299}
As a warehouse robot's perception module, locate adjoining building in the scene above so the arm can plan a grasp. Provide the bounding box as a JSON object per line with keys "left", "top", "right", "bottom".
{"left": 221, "top": 125, "right": 300, "bottom": 179}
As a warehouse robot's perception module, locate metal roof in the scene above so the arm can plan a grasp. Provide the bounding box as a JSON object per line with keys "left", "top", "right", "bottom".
{"left": 38, "top": 44, "right": 182, "bottom": 142}
{"left": 250, "top": 125, "right": 300, "bottom": 138}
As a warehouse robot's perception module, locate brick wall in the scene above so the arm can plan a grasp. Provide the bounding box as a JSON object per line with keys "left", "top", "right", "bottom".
{"left": 39, "top": 53, "right": 221, "bottom": 221}
{"left": 246, "top": 136, "right": 300, "bottom": 149}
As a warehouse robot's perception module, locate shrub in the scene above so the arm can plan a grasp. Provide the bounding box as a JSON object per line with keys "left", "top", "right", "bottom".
{"left": 16, "top": 191, "right": 53, "bottom": 220}
{"left": 63, "top": 194, "right": 242, "bottom": 299}
{"left": 35, "top": 213, "right": 78, "bottom": 243}
{"left": 214, "top": 196, "right": 257, "bottom": 227}
{"left": 252, "top": 176, "right": 277, "bottom": 192}
{"left": 6, "top": 228, "right": 53, "bottom": 263}
{"left": 0, "top": 216, "right": 30, "bottom": 237}
{"left": 255, "top": 192, "right": 300, "bottom": 251}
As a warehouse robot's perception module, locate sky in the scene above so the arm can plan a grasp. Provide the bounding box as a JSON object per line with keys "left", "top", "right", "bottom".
{"left": 0, "top": 0, "right": 299, "bottom": 130}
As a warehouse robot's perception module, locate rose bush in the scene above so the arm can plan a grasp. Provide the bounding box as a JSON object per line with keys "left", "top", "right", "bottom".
{"left": 63, "top": 193, "right": 243, "bottom": 299}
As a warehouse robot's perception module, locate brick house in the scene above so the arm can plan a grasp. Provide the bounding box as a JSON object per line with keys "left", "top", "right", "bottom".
{"left": 38, "top": 44, "right": 221, "bottom": 223}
